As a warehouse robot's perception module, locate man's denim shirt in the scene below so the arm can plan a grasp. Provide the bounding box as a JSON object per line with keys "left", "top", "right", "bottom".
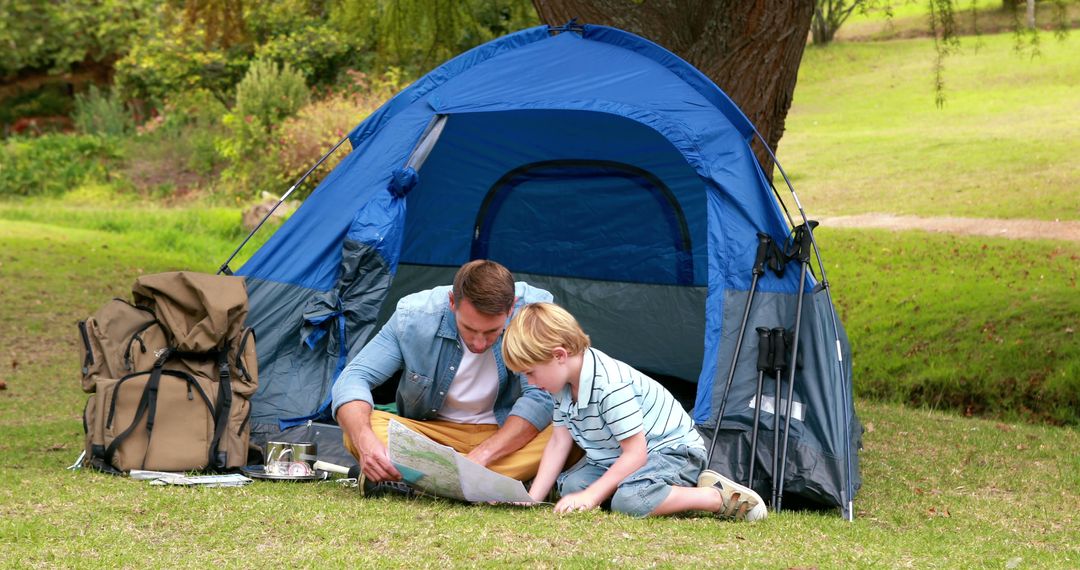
{"left": 331, "top": 282, "right": 554, "bottom": 431}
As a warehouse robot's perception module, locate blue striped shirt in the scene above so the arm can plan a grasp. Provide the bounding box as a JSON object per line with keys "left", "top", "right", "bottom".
{"left": 553, "top": 347, "right": 703, "bottom": 467}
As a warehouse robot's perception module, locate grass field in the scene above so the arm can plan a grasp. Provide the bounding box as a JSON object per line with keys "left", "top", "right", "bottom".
{"left": 839, "top": 0, "right": 1080, "bottom": 41}
{"left": 1, "top": 216, "right": 1077, "bottom": 568}
{"left": 781, "top": 31, "right": 1080, "bottom": 220}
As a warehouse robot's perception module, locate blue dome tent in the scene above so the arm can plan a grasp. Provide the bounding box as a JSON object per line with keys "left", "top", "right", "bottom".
{"left": 227, "top": 23, "right": 861, "bottom": 517}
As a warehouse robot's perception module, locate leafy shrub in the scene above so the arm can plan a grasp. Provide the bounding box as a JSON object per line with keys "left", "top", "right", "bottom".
{"left": 0, "top": 134, "right": 122, "bottom": 198}
{"left": 253, "top": 22, "right": 355, "bottom": 87}
{"left": 73, "top": 85, "right": 133, "bottom": 137}
{"left": 217, "top": 59, "right": 310, "bottom": 198}
{"left": 272, "top": 70, "right": 403, "bottom": 200}
{"left": 233, "top": 58, "right": 310, "bottom": 128}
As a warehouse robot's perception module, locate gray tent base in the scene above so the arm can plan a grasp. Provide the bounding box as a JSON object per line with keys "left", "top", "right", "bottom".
{"left": 696, "top": 423, "right": 863, "bottom": 510}
{"left": 700, "top": 288, "right": 861, "bottom": 510}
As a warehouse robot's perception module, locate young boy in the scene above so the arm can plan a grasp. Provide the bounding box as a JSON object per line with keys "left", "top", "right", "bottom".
{"left": 502, "top": 302, "right": 766, "bottom": 521}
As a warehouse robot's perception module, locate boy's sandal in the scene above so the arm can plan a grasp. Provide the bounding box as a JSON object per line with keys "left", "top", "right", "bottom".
{"left": 698, "top": 469, "right": 768, "bottom": 522}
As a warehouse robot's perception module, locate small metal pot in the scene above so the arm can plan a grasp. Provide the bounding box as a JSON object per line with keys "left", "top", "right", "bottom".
{"left": 264, "top": 441, "right": 317, "bottom": 477}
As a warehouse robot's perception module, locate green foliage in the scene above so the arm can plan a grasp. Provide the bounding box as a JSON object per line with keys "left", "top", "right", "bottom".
{"left": 334, "top": 0, "right": 539, "bottom": 74}
{"left": 0, "top": 84, "right": 74, "bottom": 133}
{"left": 232, "top": 58, "right": 310, "bottom": 127}
{"left": 118, "top": 89, "right": 229, "bottom": 198}
{"left": 0, "top": 134, "right": 122, "bottom": 198}
{"left": 247, "top": 0, "right": 357, "bottom": 86}
{"left": 73, "top": 86, "right": 133, "bottom": 137}
{"left": 254, "top": 22, "right": 355, "bottom": 87}
{"left": 272, "top": 70, "right": 402, "bottom": 200}
{"left": 216, "top": 59, "right": 310, "bottom": 198}
{"left": 113, "top": 11, "right": 248, "bottom": 107}
{"left": 0, "top": 0, "right": 153, "bottom": 78}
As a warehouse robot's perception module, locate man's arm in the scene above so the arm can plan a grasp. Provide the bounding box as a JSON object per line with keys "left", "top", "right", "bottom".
{"left": 332, "top": 313, "right": 406, "bottom": 482}
{"left": 464, "top": 415, "right": 540, "bottom": 467}
{"left": 336, "top": 400, "right": 402, "bottom": 482}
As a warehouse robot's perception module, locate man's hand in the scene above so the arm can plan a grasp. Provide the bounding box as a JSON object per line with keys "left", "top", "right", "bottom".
{"left": 553, "top": 490, "right": 601, "bottom": 513}
{"left": 463, "top": 415, "right": 539, "bottom": 468}
{"left": 352, "top": 428, "right": 401, "bottom": 483}
{"left": 337, "top": 400, "right": 401, "bottom": 483}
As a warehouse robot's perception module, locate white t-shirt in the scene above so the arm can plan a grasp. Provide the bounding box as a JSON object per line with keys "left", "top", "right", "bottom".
{"left": 436, "top": 346, "right": 499, "bottom": 424}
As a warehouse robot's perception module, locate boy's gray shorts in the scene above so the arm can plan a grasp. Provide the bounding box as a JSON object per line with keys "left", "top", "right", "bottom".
{"left": 557, "top": 445, "right": 707, "bottom": 517}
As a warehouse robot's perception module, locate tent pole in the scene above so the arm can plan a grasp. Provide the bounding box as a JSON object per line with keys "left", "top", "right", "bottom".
{"left": 753, "top": 129, "right": 856, "bottom": 522}
{"left": 774, "top": 222, "right": 815, "bottom": 513}
{"left": 217, "top": 134, "right": 352, "bottom": 276}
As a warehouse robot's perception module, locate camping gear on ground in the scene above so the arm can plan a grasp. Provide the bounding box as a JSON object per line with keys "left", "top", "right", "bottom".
{"left": 225, "top": 23, "right": 861, "bottom": 518}
{"left": 251, "top": 421, "right": 357, "bottom": 469}
{"left": 264, "top": 441, "right": 317, "bottom": 477}
{"left": 78, "top": 272, "right": 257, "bottom": 473}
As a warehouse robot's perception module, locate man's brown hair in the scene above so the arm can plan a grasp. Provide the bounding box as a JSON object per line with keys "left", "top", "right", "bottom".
{"left": 452, "top": 260, "right": 516, "bottom": 315}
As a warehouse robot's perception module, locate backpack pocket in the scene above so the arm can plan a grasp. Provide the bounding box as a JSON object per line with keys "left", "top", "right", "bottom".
{"left": 78, "top": 300, "right": 159, "bottom": 392}
{"left": 101, "top": 369, "right": 216, "bottom": 472}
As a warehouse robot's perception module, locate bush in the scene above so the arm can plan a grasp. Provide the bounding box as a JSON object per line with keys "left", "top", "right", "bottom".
{"left": 272, "top": 70, "right": 402, "bottom": 200}
{"left": 73, "top": 85, "right": 133, "bottom": 137}
{"left": 0, "top": 134, "right": 122, "bottom": 198}
{"left": 233, "top": 58, "right": 310, "bottom": 128}
{"left": 217, "top": 59, "right": 310, "bottom": 198}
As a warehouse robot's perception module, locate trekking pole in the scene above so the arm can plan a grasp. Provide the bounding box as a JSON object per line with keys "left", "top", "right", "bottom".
{"left": 769, "top": 326, "right": 787, "bottom": 509}
{"left": 747, "top": 327, "right": 772, "bottom": 488}
{"left": 774, "top": 221, "right": 817, "bottom": 514}
{"left": 217, "top": 134, "right": 352, "bottom": 275}
{"left": 706, "top": 233, "right": 774, "bottom": 466}
{"left": 754, "top": 130, "right": 856, "bottom": 521}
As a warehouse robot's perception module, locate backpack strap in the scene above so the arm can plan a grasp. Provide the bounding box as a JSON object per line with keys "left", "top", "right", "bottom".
{"left": 103, "top": 363, "right": 163, "bottom": 470}
{"left": 207, "top": 345, "right": 233, "bottom": 470}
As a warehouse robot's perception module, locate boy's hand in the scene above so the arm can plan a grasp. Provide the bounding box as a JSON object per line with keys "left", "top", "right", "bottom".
{"left": 554, "top": 491, "right": 601, "bottom": 513}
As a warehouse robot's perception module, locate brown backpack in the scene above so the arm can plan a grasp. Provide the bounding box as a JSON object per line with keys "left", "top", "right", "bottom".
{"left": 79, "top": 272, "right": 258, "bottom": 473}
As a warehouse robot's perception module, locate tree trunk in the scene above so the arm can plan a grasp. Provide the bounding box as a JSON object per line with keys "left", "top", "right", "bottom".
{"left": 531, "top": 0, "right": 815, "bottom": 181}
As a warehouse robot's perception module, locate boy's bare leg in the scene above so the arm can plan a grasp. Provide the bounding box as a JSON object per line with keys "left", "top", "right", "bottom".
{"left": 649, "top": 486, "right": 723, "bottom": 516}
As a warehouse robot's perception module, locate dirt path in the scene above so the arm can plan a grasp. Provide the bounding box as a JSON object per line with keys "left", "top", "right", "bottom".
{"left": 817, "top": 214, "right": 1080, "bottom": 243}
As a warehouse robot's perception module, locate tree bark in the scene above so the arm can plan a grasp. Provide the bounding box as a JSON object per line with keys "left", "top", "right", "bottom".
{"left": 531, "top": 0, "right": 815, "bottom": 181}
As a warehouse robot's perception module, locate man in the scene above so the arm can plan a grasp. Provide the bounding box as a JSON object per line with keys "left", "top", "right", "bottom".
{"left": 332, "top": 260, "right": 554, "bottom": 484}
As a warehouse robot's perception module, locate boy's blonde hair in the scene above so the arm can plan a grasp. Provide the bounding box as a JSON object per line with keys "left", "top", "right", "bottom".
{"left": 502, "top": 302, "right": 591, "bottom": 371}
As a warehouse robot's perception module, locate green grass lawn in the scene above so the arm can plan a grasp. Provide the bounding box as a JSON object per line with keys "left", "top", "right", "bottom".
{"left": 820, "top": 227, "right": 1080, "bottom": 425}
{"left": 1, "top": 209, "right": 1077, "bottom": 567}
{"left": 839, "top": 0, "right": 1080, "bottom": 41}
{"left": 781, "top": 31, "right": 1080, "bottom": 220}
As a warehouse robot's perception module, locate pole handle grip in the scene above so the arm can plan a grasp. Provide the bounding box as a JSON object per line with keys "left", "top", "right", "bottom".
{"left": 755, "top": 327, "right": 772, "bottom": 371}
{"left": 770, "top": 327, "right": 788, "bottom": 371}
{"left": 753, "top": 233, "right": 772, "bottom": 276}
